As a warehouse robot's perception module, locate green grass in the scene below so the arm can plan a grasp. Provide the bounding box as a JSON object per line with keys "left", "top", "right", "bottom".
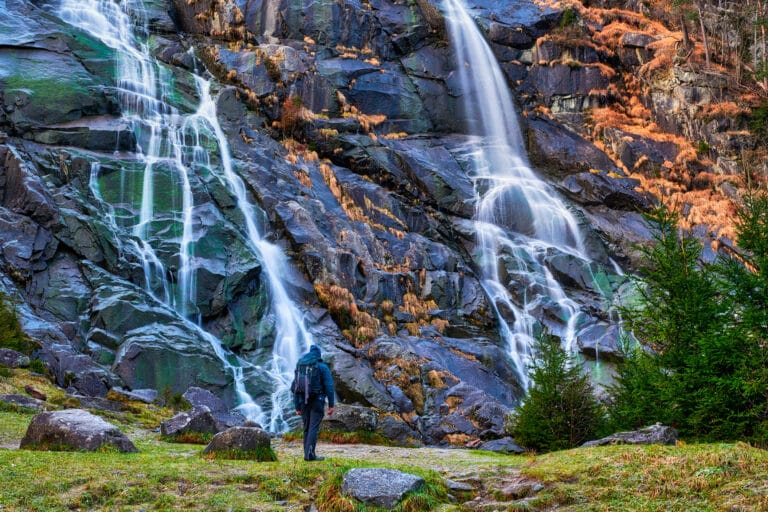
{"left": 1, "top": 369, "right": 768, "bottom": 510}
{"left": 520, "top": 442, "right": 768, "bottom": 511}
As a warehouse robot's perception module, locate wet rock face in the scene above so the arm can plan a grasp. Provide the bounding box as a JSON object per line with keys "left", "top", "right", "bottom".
{"left": 0, "top": 0, "right": 674, "bottom": 446}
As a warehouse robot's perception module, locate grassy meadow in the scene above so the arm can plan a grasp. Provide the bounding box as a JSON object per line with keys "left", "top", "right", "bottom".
{"left": 1, "top": 368, "right": 767, "bottom": 511}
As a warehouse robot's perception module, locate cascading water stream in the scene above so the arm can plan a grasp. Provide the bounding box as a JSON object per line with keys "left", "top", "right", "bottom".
{"left": 58, "top": 0, "right": 312, "bottom": 430}
{"left": 444, "top": 0, "right": 591, "bottom": 390}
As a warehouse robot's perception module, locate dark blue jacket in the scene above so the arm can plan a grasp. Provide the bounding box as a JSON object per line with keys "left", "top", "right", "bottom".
{"left": 293, "top": 345, "right": 335, "bottom": 410}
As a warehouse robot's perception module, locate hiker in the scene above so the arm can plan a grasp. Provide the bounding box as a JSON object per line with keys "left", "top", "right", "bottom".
{"left": 292, "top": 344, "right": 335, "bottom": 461}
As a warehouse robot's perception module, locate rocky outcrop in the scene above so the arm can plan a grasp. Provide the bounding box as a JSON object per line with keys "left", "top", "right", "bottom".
{"left": 19, "top": 409, "right": 138, "bottom": 452}
{"left": 0, "top": 0, "right": 720, "bottom": 447}
{"left": 342, "top": 468, "right": 424, "bottom": 508}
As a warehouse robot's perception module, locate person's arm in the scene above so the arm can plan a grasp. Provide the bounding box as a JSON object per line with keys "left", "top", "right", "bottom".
{"left": 293, "top": 384, "right": 302, "bottom": 414}
{"left": 321, "top": 364, "right": 335, "bottom": 414}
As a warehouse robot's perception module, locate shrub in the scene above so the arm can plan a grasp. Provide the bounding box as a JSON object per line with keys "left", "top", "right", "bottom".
{"left": 510, "top": 333, "right": 606, "bottom": 452}
{"left": 0, "top": 291, "right": 34, "bottom": 354}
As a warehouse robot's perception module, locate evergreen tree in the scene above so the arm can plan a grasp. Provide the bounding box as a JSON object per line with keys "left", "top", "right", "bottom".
{"left": 719, "top": 192, "right": 768, "bottom": 441}
{"left": 610, "top": 203, "right": 768, "bottom": 442}
{"left": 510, "top": 333, "right": 605, "bottom": 453}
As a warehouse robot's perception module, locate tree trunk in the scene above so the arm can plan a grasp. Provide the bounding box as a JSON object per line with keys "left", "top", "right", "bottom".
{"left": 696, "top": 1, "right": 712, "bottom": 68}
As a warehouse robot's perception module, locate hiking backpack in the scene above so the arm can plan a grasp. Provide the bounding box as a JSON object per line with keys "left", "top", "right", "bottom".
{"left": 291, "top": 362, "right": 324, "bottom": 402}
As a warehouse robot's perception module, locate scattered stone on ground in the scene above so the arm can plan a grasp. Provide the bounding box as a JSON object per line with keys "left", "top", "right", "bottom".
{"left": 342, "top": 467, "right": 424, "bottom": 508}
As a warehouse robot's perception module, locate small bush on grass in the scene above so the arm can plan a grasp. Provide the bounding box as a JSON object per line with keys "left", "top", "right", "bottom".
{"left": 0, "top": 291, "right": 35, "bottom": 354}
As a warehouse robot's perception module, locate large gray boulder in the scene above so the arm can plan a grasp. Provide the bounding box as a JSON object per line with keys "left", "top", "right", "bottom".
{"left": 19, "top": 409, "right": 138, "bottom": 452}
{"left": 342, "top": 468, "right": 424, "bottom": 508}
{"left": 160, "top": 406, "right": 220, "bottom": 441}
{"left": 321, "top": 403, "right": 377, "bottom": 432}
{"left": 582, "top": 423, "right": 678, "bottom": 447}
{"left": 201, "top": 426, "right": 276, "bottom": 461}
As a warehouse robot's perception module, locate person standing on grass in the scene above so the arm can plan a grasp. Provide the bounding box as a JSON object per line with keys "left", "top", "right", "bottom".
{"left": 292, "top": 344, "right": 335, "bottom": 461}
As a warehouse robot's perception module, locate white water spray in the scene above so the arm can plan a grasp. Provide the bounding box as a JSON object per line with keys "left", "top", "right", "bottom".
{"left": 444, "top": 0, "right": 590, "bottom": 390}
{"left": 60, "top": 0, "right": 312, "bottom": 429}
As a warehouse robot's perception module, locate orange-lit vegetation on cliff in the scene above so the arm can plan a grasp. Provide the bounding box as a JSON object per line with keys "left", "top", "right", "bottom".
{"left": 538, "top": 0, "right": 768, "bottom": 241}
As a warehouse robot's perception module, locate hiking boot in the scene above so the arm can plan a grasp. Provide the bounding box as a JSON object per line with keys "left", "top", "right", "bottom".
{"left": 304, "top": 456, "right": 325, "bottom": 461}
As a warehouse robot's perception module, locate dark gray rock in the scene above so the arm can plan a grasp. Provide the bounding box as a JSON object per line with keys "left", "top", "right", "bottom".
{"left": 445, "top": 479, "right": 474, "bottom": 492}
{"left": 183, "top": 386, "right": 228, "bottom": 413}
{"left": 322, "top": 403, "right": 377, "bottom": 432}
{"left": 479, "top": 437, "right": 525, "bottom": 454}
{"left": 0, "top": 348, "right": 30, "bottom": 368}
{"left": 160, "top": 406, "right": 221, "bottom": 439}
{"left": 377, "top": 414, "right": 420, "bottom": 446}
{"left": 201, "top": 426, "right": 274, "bottom": 460}
{"left": 576, "top": 323, "right": 624, "bottom": 362}
{"left": 582, "top": 423, "right": 678, "bottom": 447}
{"left": 561, "top": 172, "right": 651, "bottom": 211}
{"left": 523, "top": 64, "right": 611, "bottom": 103}
{"left": 0, "top": 393, "right": 46, "bottom": 411}
{"left": 66, "top": 394, "right": 123, "bottom": 412}
{"left": 20, "top": 409, "right": 138, "bottom": 452}
{"left": 621, "top": 32, "right": 656, "bottom": 48}
{"left": 527, "top": 114, "right": 620, "bottom": 177}
{"left": 43, "top": 344, "right": 113, "bottom": 397}
{"left": 110, "top": 387, "right": 159, "bottom": 404}
{"left": 342, "top": 468, "right": 424, "bottom": 508}
{"left": 603, "top": 128, "right": 679, "bottom": 176}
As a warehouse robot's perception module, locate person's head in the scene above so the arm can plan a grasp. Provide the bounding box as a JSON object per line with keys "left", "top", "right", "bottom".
{"left": 308, "top": 344, "right": 321, "bottom": 358}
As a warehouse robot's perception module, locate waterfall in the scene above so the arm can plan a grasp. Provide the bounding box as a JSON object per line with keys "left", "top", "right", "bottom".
{"left": 444, "top": 0, "right": 590, "bottom": 390}
{"left": 58, "top": 0, "right": 311, "bottom": 430}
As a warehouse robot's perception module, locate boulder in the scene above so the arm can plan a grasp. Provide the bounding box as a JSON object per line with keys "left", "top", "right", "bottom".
{"left": 20, "top": 409, "right": 138, "bottom": 452}
{"left": 160, "top": 406, "right": 221, "bottom": 441}
{"left": 201, "top": 426, "right": 276, "bottom": 461}
{"left": 342, "top": 468, "right": 424, "bottom": 508}
{"left": 0, "top": 348, "right": 30, "bottom": 368}
{"left": 479, "top": 437, "right": 525, "bottom": 454}
{"left": 582, "top": 423, "right": 678, "bottom": 447}
{"left": 183, "top": 386, "right": 228, "bottom": 413}
{"left": 322, "top": 403, "right": 378, "bottom": 432}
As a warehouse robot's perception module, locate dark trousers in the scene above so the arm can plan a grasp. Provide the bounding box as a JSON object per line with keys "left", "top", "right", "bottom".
{"left": 301, "top": 395, "right": 325, "bottom": 460}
